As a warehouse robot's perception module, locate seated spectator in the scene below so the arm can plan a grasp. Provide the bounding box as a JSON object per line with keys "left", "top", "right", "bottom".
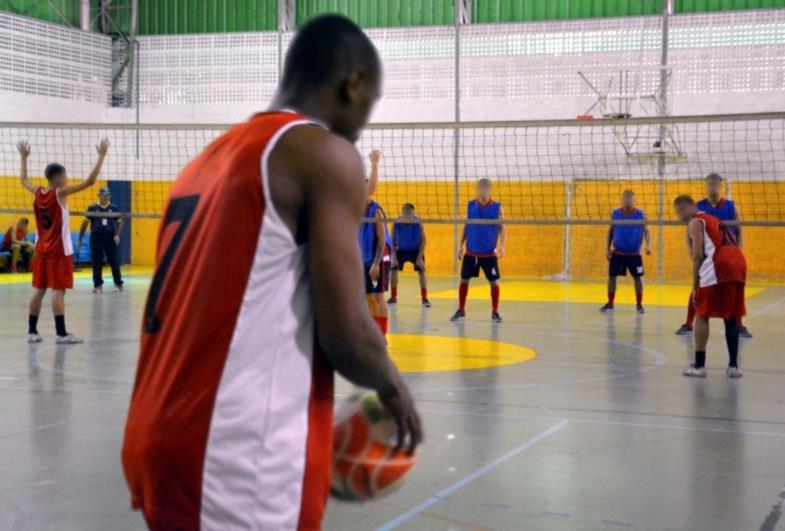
{"left": 1, "top": 217, "right": 34, "bottom": 273}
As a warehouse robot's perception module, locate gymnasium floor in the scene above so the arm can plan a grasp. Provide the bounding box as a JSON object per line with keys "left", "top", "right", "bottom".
{"left": 0, "top": 271, "right": 784, "bottom": 531}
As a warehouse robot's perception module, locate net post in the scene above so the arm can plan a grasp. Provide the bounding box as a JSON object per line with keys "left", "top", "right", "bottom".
{"left": 452, "top": 1, "right": 465, "bottom": 275}
{"left": 561, "top": 177, "right": 574, "bottom": 280}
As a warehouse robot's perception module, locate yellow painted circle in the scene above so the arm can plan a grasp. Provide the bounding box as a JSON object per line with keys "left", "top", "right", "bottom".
{"left": 387, "top": 334, "right": 536, "bottom": 373}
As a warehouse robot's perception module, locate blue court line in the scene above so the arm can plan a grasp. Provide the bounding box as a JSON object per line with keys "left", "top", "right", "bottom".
{"left": 375, "top": 419, "right": 570, "bottom": 531}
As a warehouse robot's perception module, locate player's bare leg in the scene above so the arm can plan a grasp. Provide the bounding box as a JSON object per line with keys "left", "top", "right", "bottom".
{"left": 10, "top": 243, "right": 21, "bottom": 272}
{"left": 634, "top": 276, "right": 644, "bottom": 314}
{"left": 387, "top": 269, "right": 399, "bottom": 305}
{"left": 490, "top": 279, "right": 501, "bottom": 322}
{"left": 685, "top": 315, "right": 709, "bottom": 377}
{"left": 27, "top": 288, "right": 46, "bottom": 343}
{"left": 417, "top": 269, "right": 430, "bottom": 308}
{"left": 601, "top": 276, "right": 616, "bottom": 312}
{"left": 451, "top": 279, "right": 470, "bottom": 321}
{"left": 52, "top": 289, "right": 82, "bottom": 344}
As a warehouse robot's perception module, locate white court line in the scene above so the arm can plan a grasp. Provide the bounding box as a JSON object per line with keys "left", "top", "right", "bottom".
{"left": 419, "top": 407, "right": 785, "bottom": 439}
{"left": 746, "top": 294, "right": 785, "bottom": 320}
{"left": 375, "top": 419, "right": 570, "bottom": 531}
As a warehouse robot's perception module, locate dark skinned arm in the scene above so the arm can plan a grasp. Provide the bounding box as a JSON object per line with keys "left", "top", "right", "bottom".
{"left": 276, "top": 126, "right": 421, "bottom": 453}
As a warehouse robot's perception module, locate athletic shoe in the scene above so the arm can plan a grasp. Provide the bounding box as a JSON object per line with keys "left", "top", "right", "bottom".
{"left": 386, "top": 297, "right": 397, "bottom": 305}
{"left": 636, "top": 304, "right": 645, "bottom": 314}
{"left": 600, "top": 302, "right": 614, "bottom": 313}
{"left": 491, "top": 312, "right": 503, "bottom": 323}
{"left": 739, "top": 326, "right": 753, "bottom": 339}
{"left": 450, "top": 309, "right": 465, "bottom": 322}
{"left": 683, "top": 365, "right": 707, "bottom": 378}
{"left": 675, "top": 324, "right": 693, "bottom": 335}
{"left": 727, "top": 366, "right": 743, "bottom": 378}
{"left": 10, "top": 267, "right": 18, "bottom": 274}
{"left": 55, "top": 334, "right": 83, "bottom": 344}
{"left": 27, "top": 333, "right": 43, "bottom": 344}
{"left": 115, "top": 284, "right": 124, "bottom": 292}
{"left": 422, "top": 299, "right": 431, "bottom": 308}
{"left": 92, "top": 286, "right": 103, "bottom": 294}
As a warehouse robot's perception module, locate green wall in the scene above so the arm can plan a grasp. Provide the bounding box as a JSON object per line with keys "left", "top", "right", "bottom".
{"left": 138, "top": 0, "right": 277, "bottom": 34}
{"left": 0, "top": 0, "right": 81, "bottom": 26}
{"left": 2, "top": 0, "right": 785, "bottom": 33}
{"left": 296, "top": 0, "right": 454, "bottom": 27}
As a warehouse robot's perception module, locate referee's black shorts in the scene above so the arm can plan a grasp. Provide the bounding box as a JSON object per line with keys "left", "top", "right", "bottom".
{"left": 609, "top": 253, "right": 644, "bottom": 278}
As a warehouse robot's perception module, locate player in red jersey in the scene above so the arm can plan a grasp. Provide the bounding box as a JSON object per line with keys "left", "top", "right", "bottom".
{"left": 674, "top": 195, "right": 746, "bottom": 378}
{"left": 122, "top": 15, "right": 421, "bottom": 530}
{"left": 17, "top": 139, "right": 110, "bottom": 344}
{"left": 1, "top": 217, "right": 34, "bottom": 272}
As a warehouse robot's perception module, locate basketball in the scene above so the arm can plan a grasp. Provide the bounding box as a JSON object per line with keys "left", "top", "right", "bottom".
{"left": 331, "top": 391, "right": 418, "bottom": 501}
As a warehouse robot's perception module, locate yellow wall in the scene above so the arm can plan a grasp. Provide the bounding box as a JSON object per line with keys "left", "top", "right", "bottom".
{"left": 0, "top": 175, "right": 108, "bottom": 239}
{"left": 6, "top": 176, "right": 785, "bottom": 283}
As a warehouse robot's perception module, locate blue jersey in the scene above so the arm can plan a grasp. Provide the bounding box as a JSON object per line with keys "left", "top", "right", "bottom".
{"left": 466, "top": 199, "right": 501, "bottom": 256}
{"left": 697, "top": 198, "right": 738, "bottom": 236}
{"left": 611, "top": 207, "right": 645, "bottom": 255}
{"left": 359, "top": 200, "right": 392, "bottom": 265}
{"left": 393, "top": 219, "right": 422, "bottom": 252}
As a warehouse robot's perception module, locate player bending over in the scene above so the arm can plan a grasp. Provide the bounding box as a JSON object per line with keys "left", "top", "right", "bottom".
{"left": 1, "top": 217, "right": 34, "bottom": 272}
{"left": 18, "top": 139, "right": 109, "bottom": 344}
{"left": 451, "top": 178, "right": 506, "bottom": 323}
{"left": 674, "top": 195, "right": 746, "bottom": 378}
{"left": 388, "top": 203, "right": 430, "bottom": 307}
{"left": 601, "top": 189, "right": 651, "bottom": 314}
{"left": 676, "top": 172, "right": 752, "bottom": 338}
{"left": 122, "top": 15, "right": 421, "bottom": 530}
{"left": 360, "top": 183, "right": 393, "bottom": 338}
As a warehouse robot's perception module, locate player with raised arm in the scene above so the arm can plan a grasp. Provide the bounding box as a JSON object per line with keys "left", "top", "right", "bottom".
{"left": 388, "top": 203, "right": 430, "bottom": 307}
{"left": 676, "top": 172, "right": 752, "bottom": 338}
{"left": 360, "top": 174, "right": 393, "bottom": 338}
{"left": 18, "top": 139, "right": 109, "bottom": 344}
{"left": 601, "top": 190, "right": 652, "bottom": 314}
{"left": 451, "top": 178, "right": 506, "bottom": 323}
{"left": 674, "top": 195, "right": 746, "bottom": 378}
{"left": 122, "top": 15, "right": 421, "bottom": 531}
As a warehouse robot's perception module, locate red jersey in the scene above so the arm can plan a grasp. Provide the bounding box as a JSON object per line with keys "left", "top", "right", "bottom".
{"left": 1, "top": 227, "right": 27, "bottom": 248}
{"left": 33, "top": 187, "right": 72, "bottom": 257}
{"left": 695, "top": 212, "right": 746, "bottom": 287}
{"left": 122, "top": 111, "right": 333, "bottom": 531}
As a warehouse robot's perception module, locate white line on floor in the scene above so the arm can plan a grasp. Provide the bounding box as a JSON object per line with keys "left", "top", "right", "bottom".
{"left": 747, "top": 294, "right": 785, "bottom": 320}
{"left": 375, "top": 419, "right": 570, "bottom": 531}
{"left": 420, "top": 408, "right": 785, "bottom": 439}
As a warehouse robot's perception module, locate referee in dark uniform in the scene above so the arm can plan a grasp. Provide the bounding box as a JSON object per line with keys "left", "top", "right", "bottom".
{"left": 78, "top": 188, "right": 124, "bottom": 293}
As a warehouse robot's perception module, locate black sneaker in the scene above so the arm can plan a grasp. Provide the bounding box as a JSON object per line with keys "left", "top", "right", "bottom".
{"left": 636, "top": 304, "right": 645, "bottom": 314}
{"left": 739, "top": 326, "right": 753, "bottom": 339}
{"left": 600, "top": 302, "right": 614, "bottom": 313}
{"left": 450, "top": 309, "right": 465, "bottom": 322}
{"left": 675, "top": 324, "right": 693, "bottom": 335}
{"left": 422, "top": 299, "right": 431, "bottom": 308}
{"left": 491, "top": 312, "right": 502, "bottom": 323}
{"left": 387, "top": 297, "right": 397, "bottom": 305}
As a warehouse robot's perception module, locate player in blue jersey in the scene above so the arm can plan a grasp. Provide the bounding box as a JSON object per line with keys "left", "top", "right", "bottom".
{"left": 451, "top": 178, "right": 506, "bottom": 323}
{"left": 675, "top": 172, "right": 752, "bottom": 337}
{"left": 388, "top": 203, "right": 430, "bottom": 307}
{"left": 360, "top": 150, "right": 392, "bottom": 338}
{"left": 601, "top": 190, "right": 651, "bottom": 314}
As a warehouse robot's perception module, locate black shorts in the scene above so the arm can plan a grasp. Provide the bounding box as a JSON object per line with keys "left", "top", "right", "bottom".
{"left": 364, "top": 261, "right": 390, "bottom": 294}
{"left": 609, "top": 254, "right": 644, "bottom": 278}
{"left": 393, "top": 250, "right": 423, "bottom": 272}
{"left": 461, "top": 255, "right": 500, "bottom": 282}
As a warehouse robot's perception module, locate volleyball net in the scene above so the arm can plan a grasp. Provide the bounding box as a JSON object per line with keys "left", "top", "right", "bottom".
{"left": 1, "top": 112, "right": 784, "bottom": 281}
